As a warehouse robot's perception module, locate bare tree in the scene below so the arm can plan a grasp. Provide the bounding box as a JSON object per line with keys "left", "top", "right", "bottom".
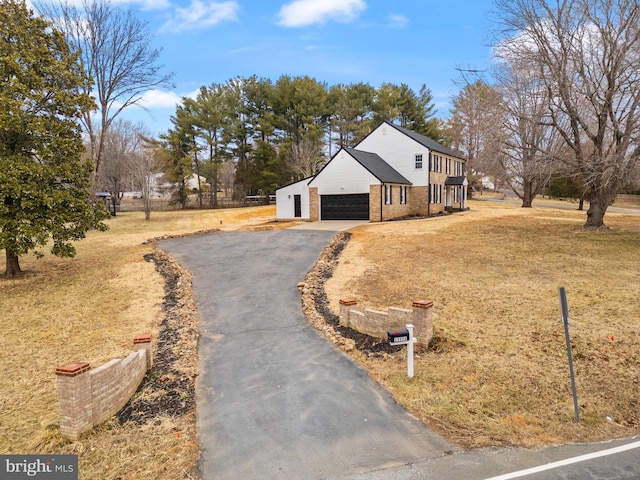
{"left": 496, "top": 63, "right": 563, "bottom": 207}
{"left": 493, "top": 0, "right": 640, "bottom": 228}
{"left": 221, "top": 159, "right": 236, "bottom": 197}
{"left": 288, "top": 137, "right": 325, "bottom": 179}
{"left": 137, "top": 136, "right": 166, "bottom": 220}
{"left": 37, "top": 0, "right": 174, "bottom": 191}
{"left": 98, "top": 119, "right": 145, "bottom": 201}
{"left": 444, "top": 80, "right": 505, "bottom": 194}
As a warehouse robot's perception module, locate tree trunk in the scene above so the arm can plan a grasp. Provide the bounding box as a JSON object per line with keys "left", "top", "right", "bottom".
{"left": 584, "top": 189, "right": 611, "bottom": 229}
{"left": 143, "top": 198, "right": 151, "bottom": 220}
{"left": 521, "top": 183, "right": 534, "bottom": 208}
{"left": 4, "top": 249, "right": 21, "bottom": 278}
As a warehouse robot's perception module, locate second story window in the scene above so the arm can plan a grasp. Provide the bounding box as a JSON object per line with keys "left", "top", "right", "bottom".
{"left": 415, "top": 154, "right": 423, "bottom": 169}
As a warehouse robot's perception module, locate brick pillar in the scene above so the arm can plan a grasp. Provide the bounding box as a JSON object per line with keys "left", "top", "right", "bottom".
{"left": 55, "top": 362, "right": 92, "bottom": 441}
{"left": 309, "top": 187, "right": 319, "bottom": 221}
{"left": 133, "top": 333, "right": 153, "bottom": 370}
{"left": 339, "top": 298, "right": 357, "bottom": 328}
{"left": 412, "top": 300, "right": 434, "bottom": 346}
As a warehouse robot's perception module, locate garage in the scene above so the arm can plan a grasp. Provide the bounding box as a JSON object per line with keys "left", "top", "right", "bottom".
{"left": 321, "top": 194, "right": 370, "bottom": 220}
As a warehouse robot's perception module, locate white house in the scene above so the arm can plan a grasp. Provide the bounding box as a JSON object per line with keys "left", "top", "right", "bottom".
{"left": 275, "top": 121, "right": 467, "bottom": 222}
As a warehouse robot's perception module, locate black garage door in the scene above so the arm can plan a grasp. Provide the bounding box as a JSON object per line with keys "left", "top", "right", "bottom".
{"left": 321, "top": 194, "right": 370, "bottom": 220}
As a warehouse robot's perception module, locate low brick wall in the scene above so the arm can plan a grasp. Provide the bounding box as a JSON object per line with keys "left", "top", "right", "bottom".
{"left": 339, "top": 299, "right": 434, "bottom": 346}
{"left": 55, "top": 334, "right": 153, "bottom": 441}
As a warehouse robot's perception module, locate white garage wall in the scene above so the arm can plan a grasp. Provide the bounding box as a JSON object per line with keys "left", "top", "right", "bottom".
{"left": 275, "top": 177, "right": 311, "bottom": 220}
{"left": 309, "top": 150, "right": 379, "bottom": 194}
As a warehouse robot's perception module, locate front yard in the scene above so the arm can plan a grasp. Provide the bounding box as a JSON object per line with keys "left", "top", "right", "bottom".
{"left": 320, "top": 200, "right": 640, "bottom": 448}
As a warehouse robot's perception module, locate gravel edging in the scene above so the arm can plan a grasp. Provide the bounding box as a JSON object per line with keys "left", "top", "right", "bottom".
{"left": 299, "top": 231, "right": 404, "bottom": 356}
{"left": 117, "top": 250, "right": 199, "bottom": 425}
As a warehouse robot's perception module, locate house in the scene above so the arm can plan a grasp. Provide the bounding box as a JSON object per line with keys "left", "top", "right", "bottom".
{"left": 276, "top": 121, "right": 467, "bottom": 222}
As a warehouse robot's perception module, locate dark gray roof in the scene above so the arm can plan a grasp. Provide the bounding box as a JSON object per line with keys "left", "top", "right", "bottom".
{"left": 445, "top": 176, "right": 466, "bottom": 186}
{"left": 344, "top": 147, "right": 412, "bottom": 185}
{"left": 386, "top": 122, "right": 464, "bottom": 160}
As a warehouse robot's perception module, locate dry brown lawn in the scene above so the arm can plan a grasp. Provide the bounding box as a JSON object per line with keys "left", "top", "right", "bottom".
{"left": 0, "top": 206, "right": 279, "bottom": 480}
{"left": 325, "top": 200, "right": 640, "bottom": 449}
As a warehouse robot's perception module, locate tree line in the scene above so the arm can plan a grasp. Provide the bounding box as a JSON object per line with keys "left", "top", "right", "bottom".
{"left": 145, "top": 77, "right": 439, "bottom": 208}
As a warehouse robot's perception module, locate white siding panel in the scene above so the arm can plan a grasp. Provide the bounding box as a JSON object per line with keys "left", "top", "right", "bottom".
{"left": 357, "top": 124, "right": 430, "bottom": 186}
{"left": 275, "top": 178, "right": 310, "bottom": 220}
{"left": 310, "top": 150, "right": 379, "bottom": 194}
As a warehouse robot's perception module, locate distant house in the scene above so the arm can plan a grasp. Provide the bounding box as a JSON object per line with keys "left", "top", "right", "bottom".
{"left": 275, "top": 121, "right": 467, "bottom": 222}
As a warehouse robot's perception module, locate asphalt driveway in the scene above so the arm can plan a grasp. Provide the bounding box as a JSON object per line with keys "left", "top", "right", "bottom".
{"left": 160, "top": 229, "right": 457, "bottom": 479}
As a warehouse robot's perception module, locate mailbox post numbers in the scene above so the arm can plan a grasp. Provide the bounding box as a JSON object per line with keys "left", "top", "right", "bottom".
{"left": 387, "top": 324, "right": 417, "bottom": 378}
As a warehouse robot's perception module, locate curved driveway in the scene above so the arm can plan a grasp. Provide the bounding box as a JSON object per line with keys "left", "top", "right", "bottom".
{"left": 160, "top": 229, "right": 457, "bottom": 479}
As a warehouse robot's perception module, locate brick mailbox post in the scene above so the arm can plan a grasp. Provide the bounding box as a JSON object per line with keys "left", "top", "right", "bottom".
{"left": 339, "top": 298, "right": 434, "bottom": 346}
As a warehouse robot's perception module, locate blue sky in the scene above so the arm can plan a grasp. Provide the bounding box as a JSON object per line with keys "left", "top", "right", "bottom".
{"left": 105, "top": 0, "right": 496, "bottom": 135}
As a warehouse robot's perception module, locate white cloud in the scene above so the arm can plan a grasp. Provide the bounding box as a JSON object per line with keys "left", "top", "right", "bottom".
{"left": 277, "top": 0, "right": 366, "bottom": 27}
{"left": 138, "top": 88, "right": 199, "bottom": 108}
{"left": 388, "top": 14, "right": 408, "bottom": 28}
{"left": 160, "top": 0, "right": 238, "bottom": 33}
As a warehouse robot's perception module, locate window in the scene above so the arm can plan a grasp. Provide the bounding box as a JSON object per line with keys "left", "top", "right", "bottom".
{"left": 435, "top": 155, "right": 442, "bottom": 172}
{"left": 430, "top": 184, "right": 442, "bottom": 204}
{"left": 384, "top": 184, "right": 392, "bottom": 205}
{"left": 446, "top": 158, "right": 451, "bottom": 174}
{"left": 400, "top": 186, "right": 407, "bottom": 204}
{"left": 415, "top": 154, "right": 423, "bottom": 169}
{"left": 431, "top": 154, "right": 442, "bottom": 172}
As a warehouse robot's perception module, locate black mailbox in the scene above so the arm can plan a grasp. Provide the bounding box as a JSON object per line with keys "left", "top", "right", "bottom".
{"left": 388, "top": 329, "right": 410, "bottom": 345}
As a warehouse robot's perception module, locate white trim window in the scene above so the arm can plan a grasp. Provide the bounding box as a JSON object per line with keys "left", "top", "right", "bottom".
{"left": 415, "top": 154, "right": 423, "bottom": 169}
{"left": 446, "top": 158, "right": 451, "bottom": 174}
{"left": 400, "top": 186, "right": 407, "bottom": 204}
{"left": 435, "top": 155, "right": 442, "bottom": 172}
{"left": 384, "top": 184, "right": 392, "bottom": 205}
{"left": 430, "top": 184, "right": 442, "bottom": 204}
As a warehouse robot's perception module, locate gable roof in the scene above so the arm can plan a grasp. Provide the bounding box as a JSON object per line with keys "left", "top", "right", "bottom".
{"left": 382, "top": 122, "right": 464, "bottom": 160}
{"left": 308, "top": 147, "right": 411, "bottom": 186}
{"left": 343, "top": 147, "right": 412, "bottom": 184}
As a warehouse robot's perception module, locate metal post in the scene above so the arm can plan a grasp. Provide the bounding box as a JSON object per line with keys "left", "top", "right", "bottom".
{"left": 559, "top": 287, "right": 580, "bottom": 422}
{"left": 407, "top": 324, "right": 415, "bottom": 378}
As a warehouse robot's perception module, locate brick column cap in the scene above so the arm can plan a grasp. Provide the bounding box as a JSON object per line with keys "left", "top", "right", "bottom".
{"left": 55, "top": 362, "right": 91, "bottom": 377}
{"left": 134, "top": 333, "right": 152, "bottom": 344}
{"left": 412, "top": 300, "right": 434, "bottom": 309}
{"left": 339, "top": 298, "right": 358, "bottom": 306}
